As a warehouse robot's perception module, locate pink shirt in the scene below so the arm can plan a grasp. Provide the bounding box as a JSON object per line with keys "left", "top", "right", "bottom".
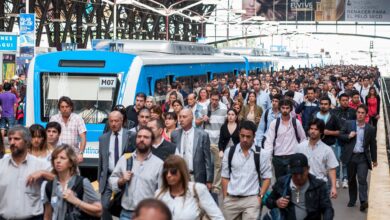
{"left": 264, "top": 118, "right": 307, "bottom": 156}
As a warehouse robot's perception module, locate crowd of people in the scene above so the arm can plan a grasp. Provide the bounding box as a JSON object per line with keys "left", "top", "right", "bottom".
{"left": 0, "top": 65, "right": 381, "bottom": 220}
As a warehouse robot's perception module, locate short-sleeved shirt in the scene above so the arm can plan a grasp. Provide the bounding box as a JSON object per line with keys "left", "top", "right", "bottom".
{"left": 296, "top": 140, "right": 339, "bottom": 182}
{"left": 43, "top": 176, "right": 100, "bottom": 220}
{"left": 221, "top": 143, "right": 272, "bottom": 196}
{"left": 0, "top": 91, "right": 17, "bottom": 117}
{"left": 0, "top": 154, "right": 51, "bottom": 219}
{"left": 50, "top": 113, "right": 87, "bottom": 150}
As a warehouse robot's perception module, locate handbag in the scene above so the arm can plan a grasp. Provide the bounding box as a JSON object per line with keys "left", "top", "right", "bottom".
{"left": 109, "top": 153, "right": 133, "bottom": 217}
{"left": 192, "top": 183, "right": 211, "bottom": 220}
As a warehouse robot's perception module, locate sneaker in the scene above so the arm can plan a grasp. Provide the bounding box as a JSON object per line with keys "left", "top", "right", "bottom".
{"left": 336, "top": 180, "right": 340, "bottom": 189}
{"left": 342, "top": 179, "right": 348, "bottom": 188}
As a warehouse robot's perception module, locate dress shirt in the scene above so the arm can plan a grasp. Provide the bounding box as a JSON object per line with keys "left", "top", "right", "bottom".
{"left": 109, "top": 128, "right": 123, "bottom": 172}
{"left": 109, "top": 151, "right": 163, "bottom": 211}
{"left": 353, "top": 122, "right": 365, "bottom": 153}
{"left": 256, "top": 90, "right": 271, "bottom": 111}
{"left": 263, "top": 118, "right": 306, "bottom": 156}
{"left": 181, "top": 127, "right": 194, "bottom": 171}
{"left": 255, "top": 108, "right": 281, "bottom": 146}
{"left": 295, "top": 140, "right": 339, "bottom": 182}
{"left": 221, "top": 143, "right": 272, "bottom": 196}
{"left": 0, "top": 154, "right": 51, "bottom": 219}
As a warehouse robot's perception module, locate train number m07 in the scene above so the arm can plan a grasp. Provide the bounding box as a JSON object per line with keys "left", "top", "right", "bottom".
{"left": 99, "top": 77, "right": 117, "bottom": 88}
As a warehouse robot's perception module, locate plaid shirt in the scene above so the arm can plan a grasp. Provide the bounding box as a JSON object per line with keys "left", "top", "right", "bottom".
{"left": 50, "top": 113, "right": 87, "bottom": 150}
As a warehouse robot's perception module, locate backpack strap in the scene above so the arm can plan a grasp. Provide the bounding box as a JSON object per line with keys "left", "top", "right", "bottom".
{"left": 263, "top": 109, "right": 270, "bottom": 133}
{"left": 72, "top": 176, "right": 85, "bottom": 200}
{"left": 254, "top": 145, "right": 261, "bottom": 184}
{"left": 124, "top": 153, "right": 133, "bottom": 196}
{"left": 228, "top": 145, "right": 237, "bottom": 177}
{"left": 45, "top": 180, "right": 54, "bottom": 203}
{"left": 273, "top": 118, "right": 281, "bottom": 148}
{"left": 291, "top": 118, "right": 301, "bottom": 143}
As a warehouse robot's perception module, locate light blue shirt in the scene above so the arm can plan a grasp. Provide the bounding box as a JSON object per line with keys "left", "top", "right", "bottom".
{"left": 256, "top": 90, "right": 271, "bottom": 111}
{"left": 353, "top": 122, "right": 365, "bottom": 153}
{"left": 255, "top": 108, "right": 281, "bottom": 146}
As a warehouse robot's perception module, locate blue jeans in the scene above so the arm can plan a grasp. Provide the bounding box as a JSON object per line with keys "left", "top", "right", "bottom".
{"left": 333, "top": 141, "right": 348, "bottom": 181}
{"left": 120, "top": 209, "right": 133, "bottom": 220}
{"left": 0, "top": 116, "right": 15, "bottom": 130}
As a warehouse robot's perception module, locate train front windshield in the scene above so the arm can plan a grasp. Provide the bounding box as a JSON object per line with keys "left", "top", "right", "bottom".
{"left": 40, "top": 72, "right": 120, "bottom": 123}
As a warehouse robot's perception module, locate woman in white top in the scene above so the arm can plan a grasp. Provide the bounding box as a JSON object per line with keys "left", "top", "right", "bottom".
{"left": 155, "top": 155, "right": 224, "bottom": 220}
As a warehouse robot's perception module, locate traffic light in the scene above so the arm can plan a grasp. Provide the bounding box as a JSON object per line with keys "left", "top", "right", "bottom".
{"left": 370, "top": 40, "right": 374, "bottom": 50}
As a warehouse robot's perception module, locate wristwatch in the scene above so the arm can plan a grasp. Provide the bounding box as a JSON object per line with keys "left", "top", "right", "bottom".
{"left": 258, "top": 193, "right": 264, "bottom": 199}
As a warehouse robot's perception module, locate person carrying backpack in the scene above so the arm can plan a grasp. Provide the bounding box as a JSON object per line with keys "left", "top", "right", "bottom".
{"left": 221, "top": 120, "right": 272, "bottom": 220}
{"left": 263, "top": 99, "right": 306, "bottom": 179}
{"left": 44, "top": 144, "right": 102, "bottom": 220}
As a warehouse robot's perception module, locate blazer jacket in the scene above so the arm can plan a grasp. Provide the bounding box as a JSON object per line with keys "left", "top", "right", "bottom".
{"left": 98, "top": 129, "right": 136, "bottom": 193}
{"left": 338, "top": 120, "right": 377, "bottom": 169}
{"left": 171, "top": 127, "right": 213, "bottom": 184}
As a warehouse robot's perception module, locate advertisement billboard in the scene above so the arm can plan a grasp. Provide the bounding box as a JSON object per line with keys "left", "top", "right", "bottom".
{"left": 345, "top": 0, "right": 390, "bottom": 22}
{"left": 240, "top": 0, "right": 388, "bottom": 22}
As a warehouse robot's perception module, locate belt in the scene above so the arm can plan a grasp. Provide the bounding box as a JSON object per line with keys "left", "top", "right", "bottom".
{"left": 274, "top": 155, "right": 294, "bottom": 159}
{"left": 353, "top": 152, "right": 364, "bottom": 155}
{"left": 227, "top": 194, "right": 254, "bottom": 198}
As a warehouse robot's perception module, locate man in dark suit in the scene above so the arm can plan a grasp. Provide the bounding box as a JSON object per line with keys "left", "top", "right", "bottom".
{"left": 147, "top": 119, "right": 176, "bottom": 161}
{"left": 98, "top": 111, "right": 136, "bottom": 220}
{"left": 339, "top": 104, "right": 377, "bottom": 212}
{"left": 171, "top": 108, "right": 213, "bottom": 190}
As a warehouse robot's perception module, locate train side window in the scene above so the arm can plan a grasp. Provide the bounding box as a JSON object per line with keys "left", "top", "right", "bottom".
{"left": 175, "top": 75, "right": 207, "bottom": 97}
{"left": 154, "top": 78, "right": 168, "bottom": 105}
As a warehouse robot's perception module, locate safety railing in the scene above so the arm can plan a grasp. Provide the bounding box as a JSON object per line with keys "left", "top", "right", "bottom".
{"left": 380, "top": 77, "right": 390, "bottom": 167}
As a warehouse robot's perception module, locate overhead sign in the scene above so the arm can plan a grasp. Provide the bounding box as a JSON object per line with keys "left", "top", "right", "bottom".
{"left": 20, "top": 13, "right": 35, "bottom": 35}
{"left": 0, "top": 34, "right": 17, "bottom": 51}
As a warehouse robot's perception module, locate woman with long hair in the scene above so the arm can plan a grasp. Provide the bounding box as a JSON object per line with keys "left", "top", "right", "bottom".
{"left": 29, "top": 124, "right": 52, "bottom": 161}
{"left": 155, "top": 155, "right": 224, "bottom": 220}
{"left": 366, "top": 86, "right": 380, "bottom": 128}
{"left": 162, "top": 112, "right": 178, "bottom": 141}
{"left": 218, "top": 109, "right": 240, "bottom": 158}
{"left": 197, "top": 88, "right": 210, "bottom": 111}
{"left": 221, "top": 88, "right": 234, "bottom": 109}
{"left": 239, "top": 91, "right": 263, "bottom": 126}
{"left": 163, "top": 91, "right": 178, "bottom": 113}
{"left": 43, "top": 144, "right": 102, "bottom": 219}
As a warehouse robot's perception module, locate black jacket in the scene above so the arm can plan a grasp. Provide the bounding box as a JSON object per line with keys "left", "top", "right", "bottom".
{"left": 218, "top": 123, "right": 240, "bottom": 152}
{"left": 331, "top": 107, "right": 356, "bottom": 124}
{"left": 266, "top": 174, "right": 334, "bottom": 220}
{"left": 338, "top": 120, "right": 377, "bottom": 169}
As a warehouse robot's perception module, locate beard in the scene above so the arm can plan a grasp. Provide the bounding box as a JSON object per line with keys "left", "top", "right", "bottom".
{"left": 136, "top": 142, "right": 151, "bottom": 154}
{"left": 10, "top": 145, "right": 26, "bottom": 157}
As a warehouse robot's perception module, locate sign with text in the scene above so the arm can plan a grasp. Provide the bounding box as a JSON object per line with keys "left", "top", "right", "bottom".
{"left": 20, "top": 13, "right": 35, "bottom": 35}
{"left": 99, "top": 77, "right": 117, "bottom": 88}
{"left": 19, "top": 13, "right": 35, "bottom": 59}
{"left": 345, "top": 0, "right": 390, "bottom": 22}
{"left": 0, "top": 34, "right": 17, "bottom": 51}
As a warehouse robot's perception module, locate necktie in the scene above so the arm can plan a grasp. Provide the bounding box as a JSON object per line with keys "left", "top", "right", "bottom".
{"left": 114, "top": 132, "right": 119, "bottom": 164}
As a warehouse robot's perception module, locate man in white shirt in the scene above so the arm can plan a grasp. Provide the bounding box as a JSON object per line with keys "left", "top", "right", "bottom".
{"left": 296, "top": 118, "right": 339, "bottom": 199}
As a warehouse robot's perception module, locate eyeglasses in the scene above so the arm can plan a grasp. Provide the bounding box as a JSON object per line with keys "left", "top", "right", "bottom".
{"left": 163, "top": 168, "right": 178, "bottom": 176}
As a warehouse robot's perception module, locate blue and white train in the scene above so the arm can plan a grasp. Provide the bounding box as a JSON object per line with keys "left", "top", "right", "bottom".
{"left": 26, "top": 40, "right": 274, "bottom": 166}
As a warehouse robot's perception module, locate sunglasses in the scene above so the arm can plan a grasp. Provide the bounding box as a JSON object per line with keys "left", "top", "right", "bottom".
{"left": 163, "top": 168, "right": 178, "bottom": 176}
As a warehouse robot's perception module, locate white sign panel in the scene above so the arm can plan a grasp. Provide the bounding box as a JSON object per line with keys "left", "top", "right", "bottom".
{"left": 345, "top": 0, "right": 390, "bottom": 21}
{"left": 99, "top": 77, "right": 117, "bottom": 88}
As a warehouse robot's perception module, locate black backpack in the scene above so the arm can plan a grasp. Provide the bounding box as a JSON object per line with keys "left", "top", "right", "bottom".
{"left": 261, "top": 109, "right": 270, "bottom": 148}
{"left": 228, "top": 145, "right": 261, "bottom": 183}
{"left": 45, "top": 176, "right": 99, "bottom": 220}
